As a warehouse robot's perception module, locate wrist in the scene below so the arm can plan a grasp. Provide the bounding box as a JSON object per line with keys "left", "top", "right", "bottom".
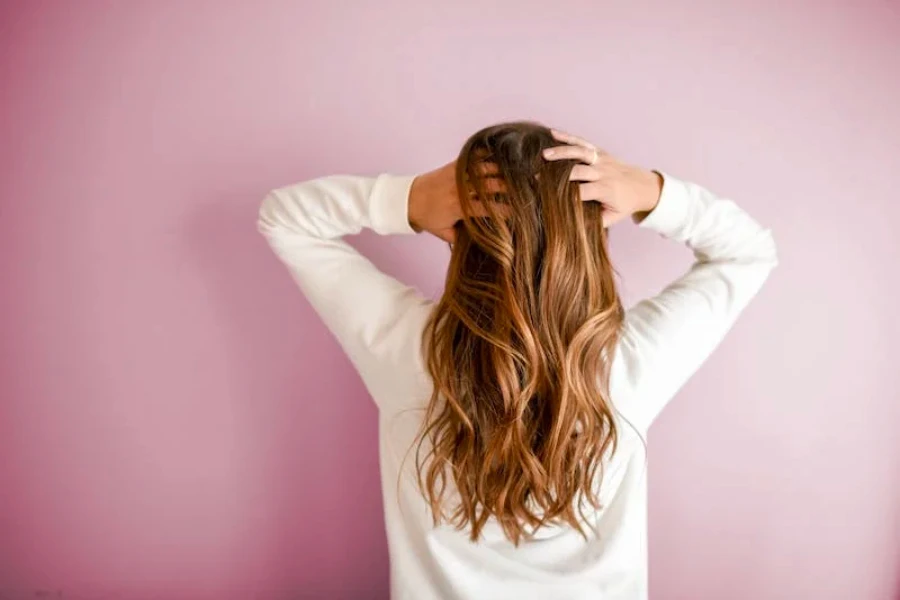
{"left": 633, "top": 169, "right": 663, "bottom": 223}
{"left": 642, "top": 169, "right": 663, "bottom": 213}
{"left": 407, "top": 176, "right": 425, "bottom": 233}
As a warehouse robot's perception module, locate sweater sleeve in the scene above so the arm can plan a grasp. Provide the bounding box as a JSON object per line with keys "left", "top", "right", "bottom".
{"left": 257, "top": 174, "right": 435, "bottom": 412}
{"left": 609, "top": 173, "right": 779, "bottom": 433}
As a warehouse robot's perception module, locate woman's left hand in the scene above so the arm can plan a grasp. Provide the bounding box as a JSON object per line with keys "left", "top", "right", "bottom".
{"left": 542, "top": 129, "right": 662, "bottom": 227}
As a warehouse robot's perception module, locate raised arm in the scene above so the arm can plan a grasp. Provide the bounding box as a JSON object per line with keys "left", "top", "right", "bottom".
{"left": 257, "top": 174, "right": 434, "bottom": 411}
{"left": 540, "top": 128, "right": 777, "bottom": 433}
{"left": 610, "top": 173, "right": 779, "bottom": 432}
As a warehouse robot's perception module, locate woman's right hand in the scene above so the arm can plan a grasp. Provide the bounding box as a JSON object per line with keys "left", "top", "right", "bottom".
{"left": 542, "top": 129, "right": 663, "bottom": 227}
{"left": 408, "top": 161, "right": 505, "bottom": 244}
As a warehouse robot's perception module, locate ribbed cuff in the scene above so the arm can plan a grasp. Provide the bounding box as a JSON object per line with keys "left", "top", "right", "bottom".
{"left": 370, "top": 174, "right": 418, "bottom": 236}
{"left": 637, "top": 171, "right": 689, "bottom": 238}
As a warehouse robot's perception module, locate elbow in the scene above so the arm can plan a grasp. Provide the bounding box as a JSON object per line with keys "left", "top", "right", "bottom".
{"left": 257, "top": 190, "right": 283, "bottom": 238}
{"left": 748, "top": 229, "right": 779, "bottom": 290}
{"left": 762, "top": 228, "right": 779, "bottom": 270}
{"left": 733, "top": 228, "right": 779, "bottom": 282}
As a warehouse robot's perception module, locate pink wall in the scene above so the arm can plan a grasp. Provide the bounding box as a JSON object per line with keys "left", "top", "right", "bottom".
{"left": 1, "top": 1, "right": 898, "bottom": 598}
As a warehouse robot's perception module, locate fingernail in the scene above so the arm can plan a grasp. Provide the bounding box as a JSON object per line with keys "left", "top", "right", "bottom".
{"left": 543, "top": 149, "right": 554, "bottom": 157}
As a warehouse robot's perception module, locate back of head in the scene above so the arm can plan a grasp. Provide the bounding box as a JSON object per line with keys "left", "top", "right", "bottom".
{"left": 414, "top": 121, "right": 625, "bottom": 545}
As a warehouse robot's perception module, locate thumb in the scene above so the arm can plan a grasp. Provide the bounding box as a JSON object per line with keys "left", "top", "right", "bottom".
{"left": 601, "top": 207, "right": 627, "bottom": 228}
{"left": 435, "top": 226, "right": 457, "bottom": 244}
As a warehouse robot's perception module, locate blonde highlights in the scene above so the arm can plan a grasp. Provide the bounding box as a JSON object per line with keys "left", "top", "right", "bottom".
{"left": 412, "top": 121, "right": 625, "bottom": 545}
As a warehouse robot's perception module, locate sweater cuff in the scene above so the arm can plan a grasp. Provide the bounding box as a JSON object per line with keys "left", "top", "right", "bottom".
{"left": 370, "top": 174, "right": 418, "bottom": 236}
{"left": 637, "top": 171, "right": 690, "bottom": 239}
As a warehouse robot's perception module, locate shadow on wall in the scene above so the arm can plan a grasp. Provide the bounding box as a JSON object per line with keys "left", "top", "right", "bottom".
{"left": 183, "top": 191, "right": 390, "bottom": 596}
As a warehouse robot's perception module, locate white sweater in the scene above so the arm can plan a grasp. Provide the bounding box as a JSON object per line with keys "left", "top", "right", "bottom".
{"left": 257, "top": 171, "right": 778, "bottom": 600}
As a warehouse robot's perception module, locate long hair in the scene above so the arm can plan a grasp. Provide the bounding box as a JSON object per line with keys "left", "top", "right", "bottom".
{"left": 412, "top": 121, "right": 626, "bottom": 545}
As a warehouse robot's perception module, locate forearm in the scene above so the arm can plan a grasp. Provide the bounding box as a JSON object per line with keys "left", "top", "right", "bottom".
{"left": 612, "top": 173, "right": 778, "bottom": 430}
{"left": 258, "top": 174, "right": 417, "bottom": 243}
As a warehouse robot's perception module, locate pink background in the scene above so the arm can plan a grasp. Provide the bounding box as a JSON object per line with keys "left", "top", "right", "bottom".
{"left": 1, "top": 1, "right": 898, "bottom": 598}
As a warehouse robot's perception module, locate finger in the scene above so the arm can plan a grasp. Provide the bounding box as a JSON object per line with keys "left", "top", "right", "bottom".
{"left": 478, "top": 177, "right": 508, "bottom": 194}
{"left": 542, "top": 144, "right": 598, "bottom": 164}
{"left": 549, "top": 129, "right": 596, "bottom": 149}
{"left": 473, "top": 161, "right": 501, "bottom": 177}
{"left": 577, "top": 181, "right": 611, "bottom": 203}
{"left": 436, "top": 226, "right": 457, "bottom": 244}
{"left": 466, "top": 175, "right": 508, "bottom": 200}
{"left": 601, "top": 209, "right": 626, "bottom": 228}
{"left": 568, "top": 164, "right": 602, "bottom": 183}
{"left": 464, "top": 162, "right": 502, "bottom": 191}
{"left": 467, "top": 200, "right": 512, "bottom": 219}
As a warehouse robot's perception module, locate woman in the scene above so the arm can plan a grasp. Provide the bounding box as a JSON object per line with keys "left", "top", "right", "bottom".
{"left": 257, "top": 121, "right": 778, "bottom": 599}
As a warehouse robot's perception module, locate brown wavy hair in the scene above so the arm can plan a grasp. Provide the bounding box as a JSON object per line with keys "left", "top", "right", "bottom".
{"left": 411, "top": 121, "right": 626, "bottom": 545}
